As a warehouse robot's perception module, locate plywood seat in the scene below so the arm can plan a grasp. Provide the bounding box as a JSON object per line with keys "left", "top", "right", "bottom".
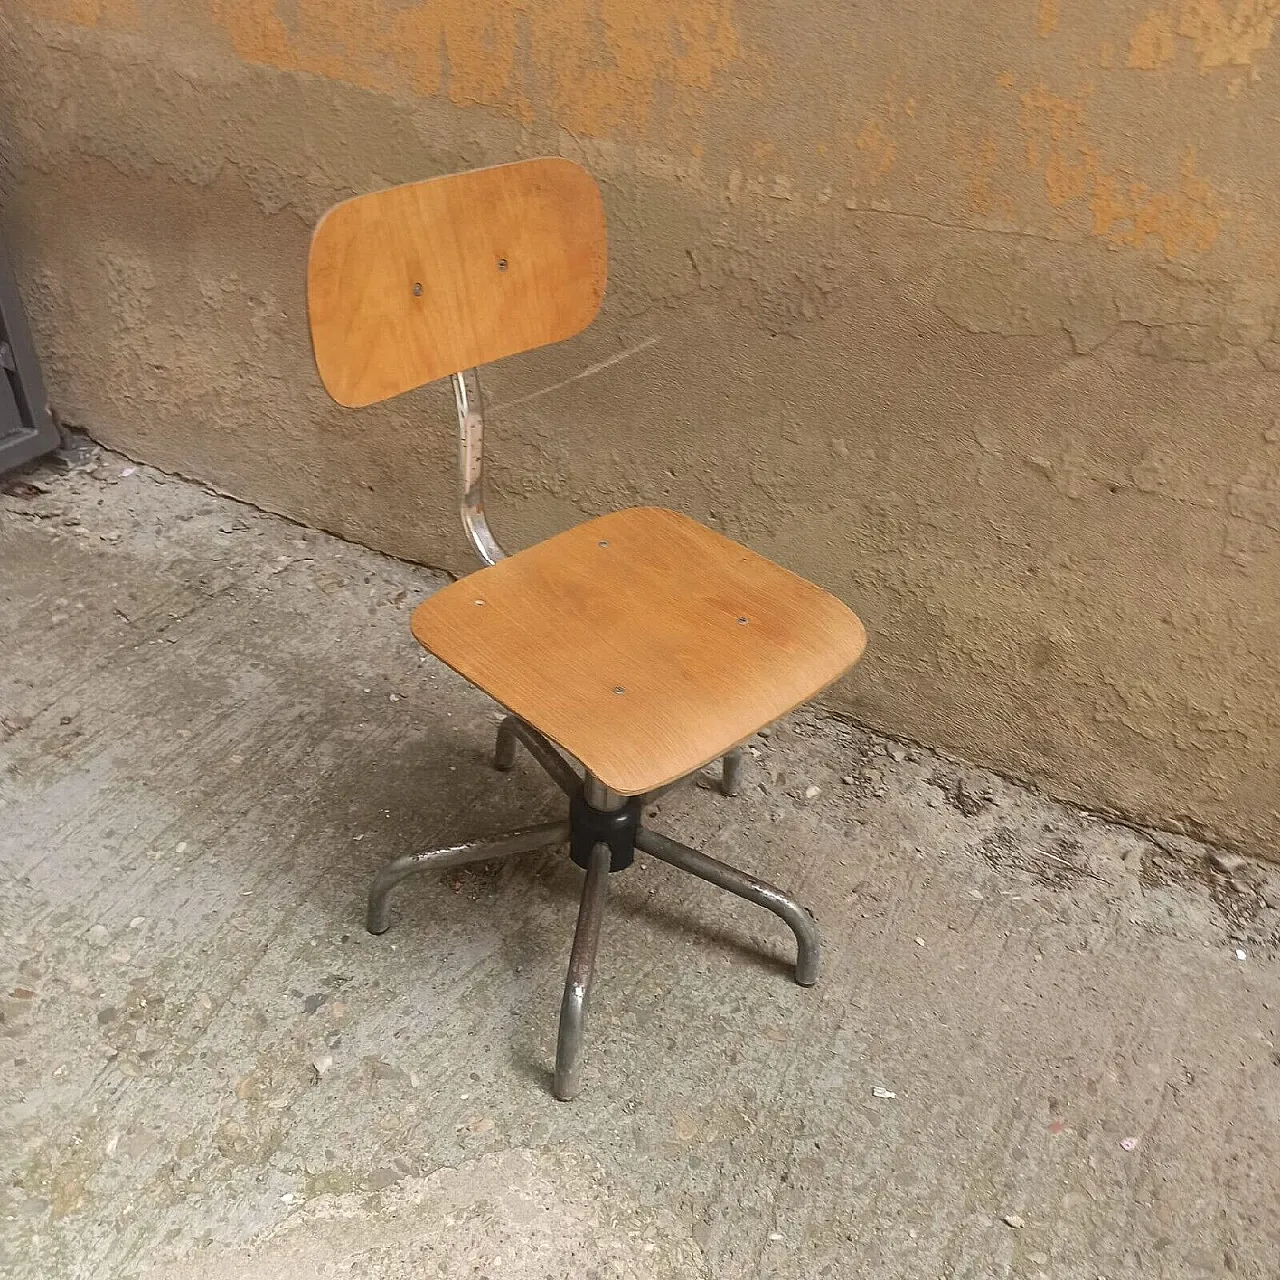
{"left": 412, "top": 506, "right": 867, "bottom": 796}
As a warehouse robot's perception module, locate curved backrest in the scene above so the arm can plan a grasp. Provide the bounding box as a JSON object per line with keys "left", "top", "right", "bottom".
{"left": 307, "top": 159, "right": 607, "bottom": 408}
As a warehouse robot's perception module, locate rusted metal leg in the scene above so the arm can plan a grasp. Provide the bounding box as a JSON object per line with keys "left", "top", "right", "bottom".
{"left": 721, "top": 747, "right": 745, "bottom": 797}
{"left": 553, "top": 842, "right": 611, "bottom": 1101}
{"left": 493, "top": 715, "right": 580, "bottom": 796}
{"left": 635, "top": 827, "right": 820, "bottom": 986}
{"left": 494, "top": 717, "right": 519, "bottom": 772}
{"left": 366, "top": 821, "right": 569, "bottom": 936}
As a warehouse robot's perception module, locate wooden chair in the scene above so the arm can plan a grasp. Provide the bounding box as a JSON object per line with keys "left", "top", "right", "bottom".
{"left": 307, "top": 159, "right": 867, "bottom": 1099}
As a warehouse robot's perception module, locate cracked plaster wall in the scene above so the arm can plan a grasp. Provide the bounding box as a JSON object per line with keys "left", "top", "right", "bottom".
{"left": 1, "top": 0, "right": 1278, "bottom": 856}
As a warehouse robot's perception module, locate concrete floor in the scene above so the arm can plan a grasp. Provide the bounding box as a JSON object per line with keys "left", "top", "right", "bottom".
{"left": 2, "top": 442, "right": 1279, "bottom": 1280}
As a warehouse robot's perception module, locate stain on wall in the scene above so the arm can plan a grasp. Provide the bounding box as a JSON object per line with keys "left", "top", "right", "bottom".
{"left": 1179, "top": 0, "right": 1278, "bottom": 70}
{"left": 204, "top": 0, "right": 744, "bottom": 136}
{"left": 1012, "top": 79, "right": 1224, "bottom": 257}
{"left": 2, "top": 0, "right": 1278, "bottom": 856}
{"left": 1127, "top": 10, "right": 1178, "bottom": 68}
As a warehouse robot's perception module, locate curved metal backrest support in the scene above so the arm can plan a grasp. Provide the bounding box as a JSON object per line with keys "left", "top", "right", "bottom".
{"left": 453, "top": 368, "right": 507, "bottom": 566}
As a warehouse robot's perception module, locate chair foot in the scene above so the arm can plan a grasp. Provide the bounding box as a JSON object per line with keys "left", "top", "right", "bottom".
{"left": 553, "top": 843, "right": 611, "bottom": 1101}
{"left": 493, "top": 715, "right": 580, "bottom": 796}
{"left": 365, "top": 821, "right": 569, "bottom": 936}
{"left": 494, "top": 716, "right": 519, "bottom": 771}
{"left": 721, "top": 747, "right": 745, "bottom": 797}
{"left": 634, "top": 827, "right": 820, "bottom": 986}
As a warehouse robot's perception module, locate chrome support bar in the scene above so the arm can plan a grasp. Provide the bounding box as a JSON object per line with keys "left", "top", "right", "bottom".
{"left": 452, "top": 368, "right": 507, "bottom": 567}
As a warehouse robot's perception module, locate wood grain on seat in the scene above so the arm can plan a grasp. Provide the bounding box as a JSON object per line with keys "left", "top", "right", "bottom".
{"left": 412, "top": 507, "right": 867, "bottom": 796}
{"left": 307, "top": 158, "right": 606, "bottom": 408}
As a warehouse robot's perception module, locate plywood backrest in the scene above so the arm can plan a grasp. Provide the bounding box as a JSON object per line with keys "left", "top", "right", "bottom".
{"left": 307, "top": 159, "right": 607, "bottom": 408}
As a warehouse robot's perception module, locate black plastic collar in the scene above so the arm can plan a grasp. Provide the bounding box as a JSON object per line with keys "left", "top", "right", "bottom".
{"left": 569, "top": 790, "right": 641, "bottom": 872}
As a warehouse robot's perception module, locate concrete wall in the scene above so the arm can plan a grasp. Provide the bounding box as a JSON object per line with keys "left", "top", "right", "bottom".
{"left": 2, "top": 1, "right": 1278, "bottom": 855}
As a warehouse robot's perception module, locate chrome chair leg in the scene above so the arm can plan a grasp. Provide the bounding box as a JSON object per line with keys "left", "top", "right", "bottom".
{"left": 493, "top": 715, "right": 580, "bottom": 796}
{"left": 553, "top": 842, "right": 612, "bottom": 1101}
{"left": 634, "top": 827, "right": 820, "bottom": 986}
{"left": 366, "top": 821, "right": 570, "bottom": 935}
{"left": 721, "top": 746, "right": 745, "bottom": 797}
{"left": 493, "top": 716, "right": 519, "bottom": 772}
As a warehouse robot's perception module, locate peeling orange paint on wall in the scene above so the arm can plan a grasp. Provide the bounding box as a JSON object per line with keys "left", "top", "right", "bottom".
{"left": 854, "top": 119, "right": 896, "bottom": 181}
{"left": 15, "top": 0, "right": 1253, "bottom": 266}
{"left": 1091, "top": 151, "right": 1222, "bottom": 255}
{"left": 1116, "top": 1, "right": 1278, "bottom": 73}
{"left": 1017, "top": 81, "right": 1224, "bottom": 258}
{"left": 843, "top": 84, "right": 907, "bottom": 190}
{"left": 1178, "top": 0, "right": 1278, "bottom": 70}
{"left": 207, "top": 0, "right": 744, "bottom": 137}
{"left": 37, "top": 0, "right": 744, "bottom": 138}
{"left": 953, "top": 128, "right": 1015, "bottom": 220}
{"left": 1127, "top": 10, "right": 1176, "bottom": 67}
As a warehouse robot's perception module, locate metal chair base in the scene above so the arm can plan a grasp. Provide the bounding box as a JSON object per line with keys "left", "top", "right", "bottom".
{"left": 365, "top": 717, "right": 819, "bottom": 1100}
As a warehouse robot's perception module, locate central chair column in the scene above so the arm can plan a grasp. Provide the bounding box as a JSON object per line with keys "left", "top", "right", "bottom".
{"left": 554, "top": 773, "right": 638, "bottom": 1100}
